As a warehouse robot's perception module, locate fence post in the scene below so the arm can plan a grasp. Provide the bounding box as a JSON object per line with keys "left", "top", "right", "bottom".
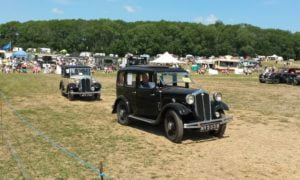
{"left": 99, "top": 161, "right": 104, "bottom": 180}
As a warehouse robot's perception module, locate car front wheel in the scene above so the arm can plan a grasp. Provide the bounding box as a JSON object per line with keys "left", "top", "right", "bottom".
{"left": 94, "top": 93, "right": 101, "bottom": 101}
{"left": 68, "top": 90, "right": 75, "bottom": 101}
{"left": 117, "top": 101, "right": 131, "bottom": 125}
{"left": 210, "top": 112, "right": 227, "bottom": 138}
{"left": 164, "top": 110, "right": 184, "bottom": 143}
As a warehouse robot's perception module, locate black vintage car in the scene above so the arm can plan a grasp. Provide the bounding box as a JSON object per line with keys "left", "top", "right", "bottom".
{"left": 259, "top": 68, "right": 300, "bottom": 84}
{"left": 286, "top": 68, "right": 300, "bottom": 85}
{"left": 112, "top": 65, "right": 233, "bottom": 143}
{"left": 59, "top": 65, "right": 101, "bottom": 100}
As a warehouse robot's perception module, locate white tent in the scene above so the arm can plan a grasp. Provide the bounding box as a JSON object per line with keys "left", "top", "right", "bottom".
{"left": 151, "top": 52, "right": 184, "bottom": 64}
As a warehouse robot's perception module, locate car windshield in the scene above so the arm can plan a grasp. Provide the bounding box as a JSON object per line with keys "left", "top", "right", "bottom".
{"left": 157, "top": 71, "right": 192, "bottom": 87}
{"left": 69, "top": 68, "right": 91, "bottom": 76}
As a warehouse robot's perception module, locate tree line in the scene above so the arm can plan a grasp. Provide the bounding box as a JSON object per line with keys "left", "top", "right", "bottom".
{"left": 0, "top": 19, "right": 299, "bottom": 60}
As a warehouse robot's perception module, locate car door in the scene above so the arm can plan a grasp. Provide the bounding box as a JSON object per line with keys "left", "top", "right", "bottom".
{"left": 123, "top": 71, "right": 138, "bottom": 114}
{"left": 135, "top": 72, "right": 159, "bottom": 118}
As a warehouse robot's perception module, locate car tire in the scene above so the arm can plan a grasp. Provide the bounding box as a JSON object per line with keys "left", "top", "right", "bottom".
{"left": 68, "top": 90, "right": 75, "bottom": 101}
{"left": 117, "top": 101, "right": 131, "bottom": 125}
{"left": 292, "top": 78, "right": 298, "bottom": 86}
{"left": 210, "top": 112, "right": 227, "bottom": 138}
{"left": 60, "top": 83, "right": 65, "bottom": 96}
{"left": 164, "top": 110, "right": 184, "bottom": 143}
{"left": 94, "top": 93, "right": 101, "bottom": 101}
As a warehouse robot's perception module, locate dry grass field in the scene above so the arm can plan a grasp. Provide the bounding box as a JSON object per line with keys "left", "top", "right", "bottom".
{"left": 0, "top": 62, "right": 300, "bottom": 179}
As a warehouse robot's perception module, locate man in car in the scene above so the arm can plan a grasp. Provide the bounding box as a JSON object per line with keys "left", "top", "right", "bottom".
{"left": 140, "top": 73, "right": 155, "bottom": 88}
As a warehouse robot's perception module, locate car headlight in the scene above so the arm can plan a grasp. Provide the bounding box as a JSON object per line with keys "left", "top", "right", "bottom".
{"left": 91, "top": 86, "right": 95, "bottom": 91}
{"left": 186, "top": 94, "right": 195, "bottom": 105}
{"left": 92, "top": 79, "right": 97, "bottom": 84}
{"left": 213, "top": 92, "right": 222, "bottom": 102}
{"left": 75, "top": 79, "right": 80, "bottom": 84}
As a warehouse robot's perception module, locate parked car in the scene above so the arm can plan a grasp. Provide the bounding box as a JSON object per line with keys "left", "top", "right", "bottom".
{"left": 59, "top": 65, "right": 101, "bottom": 101}
{"left": 286, "top": 68, "right": 300, "bottom": 85}
{"left": 260, "top": 68, "right": 300, "bottom": 84}
{"left": 112, "top": 65, "right": 233, "bottom": 143}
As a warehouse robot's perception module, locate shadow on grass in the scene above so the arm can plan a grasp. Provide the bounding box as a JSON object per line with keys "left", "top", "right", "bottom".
{"left": 126, "top": 120, "right": 226, "bottom": 143}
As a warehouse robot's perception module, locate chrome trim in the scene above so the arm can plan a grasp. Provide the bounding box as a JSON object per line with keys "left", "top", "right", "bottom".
{"left": 70, "top": 91, "right": 100, "bottom": 95}
{"left": 183, "top": 116, "right": 233, "bottom": 129}
{"left": 201, "top": 93, "right": 206, "bottom": 120}
{"left": 209, "top": 96, "right": 212, "bottom": 120}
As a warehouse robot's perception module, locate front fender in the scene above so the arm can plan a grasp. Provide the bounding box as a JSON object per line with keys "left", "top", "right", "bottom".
{"left": 156, "top": 103, "right": 192, "bottom": 125}
{"left": 212, "top": 101, "right": 229, "bottom": 113}
{"left": 112, "top": 95, "right": 130, "bottom": 114}
{"left": 67, "top": 83, "right": 77, "bottom": 91}
{"left": 93, "top": 82, "right": 102, "bottom": 90}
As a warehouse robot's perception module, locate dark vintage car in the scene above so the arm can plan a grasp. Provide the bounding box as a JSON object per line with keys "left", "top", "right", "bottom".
{"left": 112, "top": 65, "right": 233, "bottom": 143}
{"left": 59, "top": 65, "right": 101, "bottom": 101}
{"left": 286, "top": 68, "right": 300, "bottom": 85}
{"left": 260, "top": 68, "right": 300, "bottom": 84}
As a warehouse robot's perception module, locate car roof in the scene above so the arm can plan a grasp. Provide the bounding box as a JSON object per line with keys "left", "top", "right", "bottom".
{"left": 62, "top": 65, "right": 91, "bottom": 69}
{"left": 119, "top": 65, "right": 187, "bottom": 73}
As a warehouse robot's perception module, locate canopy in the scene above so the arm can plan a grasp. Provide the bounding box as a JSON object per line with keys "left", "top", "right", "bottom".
{"left": 13, "top": 50, "right": 28, "bottom": 59}
{"left": 151, "top": 52, "right": 184, "bottom": 64}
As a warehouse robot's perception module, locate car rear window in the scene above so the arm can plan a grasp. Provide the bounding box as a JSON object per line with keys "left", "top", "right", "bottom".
{"left": 126, "top": 72, "right": 136, "bottom": 87}
{"left": 117, "top": 72, "right": 125, "bottom": 86}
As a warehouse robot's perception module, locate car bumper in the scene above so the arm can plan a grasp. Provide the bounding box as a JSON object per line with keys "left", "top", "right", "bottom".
{"left": 183, "top": 115, "right": 233, "bottom": 129}
{"left": 70, "top": 91, "right": 101, "bottom": 95}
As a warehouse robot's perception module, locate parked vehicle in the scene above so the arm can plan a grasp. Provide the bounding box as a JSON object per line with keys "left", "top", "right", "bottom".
{"left": 94, "top": 55, "right": 118, "bottom": 70}
{"left": 112, "top": 65, "right": 233, "bottom": 143}
{"left": 59, "top": 65, "right": 101, "bottom": 101}
{"left": 260, "top": 68, "right": 300, "bottom": 84}
{"left": 286, "top": 68, "right": 300, "bottom": 85}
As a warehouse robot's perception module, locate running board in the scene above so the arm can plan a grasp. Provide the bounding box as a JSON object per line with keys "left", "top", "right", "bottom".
{"left": 128, "top": 115, "right": 157, "bottom": 124}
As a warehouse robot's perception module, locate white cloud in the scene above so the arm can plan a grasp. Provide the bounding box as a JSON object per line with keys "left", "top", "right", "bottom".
{"left": 124, "top": 5, "right": 136, "bottom": 13}
{"left": 51, "top": 8, "right": 64, "bottom": 15}
{"left": 194, "top": 14, "right": 219, "bottom": 24}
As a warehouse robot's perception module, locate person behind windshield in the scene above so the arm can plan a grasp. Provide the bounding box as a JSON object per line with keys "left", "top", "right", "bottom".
{"left": 140, "top": 73, "right": 155, "bottom": 89}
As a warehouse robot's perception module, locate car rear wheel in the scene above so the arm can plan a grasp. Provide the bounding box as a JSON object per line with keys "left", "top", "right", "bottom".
{"left": 164, "top": 110, "right": 184, "bottom": 143}
{"left": 117, "top": 101, "right": 131, "bottom": 125}
{"left": 210, "top": 112, "right": 227, "bottom": 138}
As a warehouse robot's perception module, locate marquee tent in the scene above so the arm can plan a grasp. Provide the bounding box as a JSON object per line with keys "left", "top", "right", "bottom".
{"left": 151, "top": 52, "right": 184, "bottom": 64}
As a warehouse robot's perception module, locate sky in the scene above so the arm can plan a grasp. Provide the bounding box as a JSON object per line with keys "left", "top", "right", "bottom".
{"left": 0, "top": 0, "right": 299, "bottom": 32}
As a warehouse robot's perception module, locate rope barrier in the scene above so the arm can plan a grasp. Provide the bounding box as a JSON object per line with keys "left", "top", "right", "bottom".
{"left": 0, "top": 91, "right": 110, "bottom": 179}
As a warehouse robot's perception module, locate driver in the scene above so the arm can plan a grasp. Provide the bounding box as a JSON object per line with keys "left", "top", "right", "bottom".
{"left": 140, "top": 73, "right": 155, "bottom": 88}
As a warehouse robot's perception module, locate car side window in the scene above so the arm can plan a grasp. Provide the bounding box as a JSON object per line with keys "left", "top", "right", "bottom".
{"left": 125, "top": 72, "right": 136, "bottom": 87}
{"left": 117, "top": 72, "right": 125, "bottom": 86}
{"left": 139, "top": 72, "right": 155, "bottom": 89}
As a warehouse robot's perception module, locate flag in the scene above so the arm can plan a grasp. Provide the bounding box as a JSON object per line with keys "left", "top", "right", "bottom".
{"left": 2, "top": 42, "right": 11, "bottom": 50}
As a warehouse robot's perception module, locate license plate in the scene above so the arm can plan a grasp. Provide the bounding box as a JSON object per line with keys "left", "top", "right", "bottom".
{"left": 200, "top": 123, "right": 220, "bottom": 132}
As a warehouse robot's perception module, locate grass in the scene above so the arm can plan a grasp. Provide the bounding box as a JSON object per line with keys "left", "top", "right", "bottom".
{"left": 0, "top": 61, "right": 300, "bottom": 179}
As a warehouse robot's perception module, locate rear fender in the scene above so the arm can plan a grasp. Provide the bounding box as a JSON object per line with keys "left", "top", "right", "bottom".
{"left": 112, "top": 96, "right": 131, "bottom": 114}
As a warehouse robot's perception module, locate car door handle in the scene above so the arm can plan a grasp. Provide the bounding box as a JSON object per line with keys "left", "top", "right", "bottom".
{"left": 132, "top": 91, "right": 136, "bottom": 94}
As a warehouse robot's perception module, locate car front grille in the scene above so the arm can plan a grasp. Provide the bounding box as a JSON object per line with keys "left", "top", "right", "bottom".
{"left": 195, "top": 92, "right": 212, "bottom": 121}
{"left": 80, "top": 78, "right": 91, "bottom": 92}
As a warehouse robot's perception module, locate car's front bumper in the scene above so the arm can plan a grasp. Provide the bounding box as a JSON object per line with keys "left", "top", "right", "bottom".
{"left": 183, "top": 115, "right": 233, "bottom": 129}
{"left": 70, "top": 91, "right": 101, "bottom": 95}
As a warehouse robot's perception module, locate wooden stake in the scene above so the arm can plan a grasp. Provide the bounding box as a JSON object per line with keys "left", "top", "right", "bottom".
{"left": 99, "top": 161, "right": 104, "bottom": 180}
